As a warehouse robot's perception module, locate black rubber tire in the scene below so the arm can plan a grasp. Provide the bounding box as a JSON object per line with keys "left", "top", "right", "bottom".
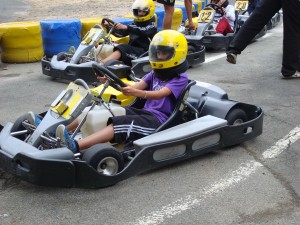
{"left": 10, "top": 113, "right": 29, "bottom": 140}
{"left": 225, "top": 108, "right": 248, "bottom": 125}
{"left": 188, "top": 45, "right": 196, "bottom": 54}
{"left": 82, "top": 144, "right": 125, "bottom": 175}
{"left": 56, "top": 52, "right": 67, "bottom": 61}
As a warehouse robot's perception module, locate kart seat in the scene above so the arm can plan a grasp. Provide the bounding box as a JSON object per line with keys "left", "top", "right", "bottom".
{"left": 155, "top": 80, "right": 197, "bottom": 132}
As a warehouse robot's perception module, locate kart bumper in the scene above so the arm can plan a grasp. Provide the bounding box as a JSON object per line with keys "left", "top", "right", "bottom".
{"left": 0, "top": 108, "right": 263, "bottom": 189}
{"left": 41, "top": 56, "right": 98, "bottom": 83}
{"left": 201, "top": 35, "right": 233, "bottom": 49}
{"left": 186, "top": 34, "right": 233, "bottom": 50}
{"left": 0, "top": 122, "right": 77, "bottom": 187}
{"left": 187, "top": 46, "right": 205, "bottom": 67}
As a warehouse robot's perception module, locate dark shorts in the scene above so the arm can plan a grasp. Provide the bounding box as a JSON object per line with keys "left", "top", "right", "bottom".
{"left": 114, "top": 44, "right": 145, "bottom": 66}
{"left": 156, "top": 0, "right": 175, "bottom": 6}
{"left": 108, "top": 107, "right": 161, "bottom": 144}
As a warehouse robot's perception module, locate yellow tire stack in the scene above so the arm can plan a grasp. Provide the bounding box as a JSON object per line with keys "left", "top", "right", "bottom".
{"left": 80, "top": 17, "right": 103, "bottom": 38}
{"left": 0, "top": 22, "right": 44, "bottom": 63}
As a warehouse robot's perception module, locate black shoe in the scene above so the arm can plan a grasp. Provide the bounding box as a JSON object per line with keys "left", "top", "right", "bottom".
{"left": 226, "top": 53, "right": 237, "bottom": 64}
{"left": 281, "top": 71, "right": 300, "bottom": 79}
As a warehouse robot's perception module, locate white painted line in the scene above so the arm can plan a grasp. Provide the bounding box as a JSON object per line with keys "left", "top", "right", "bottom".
{"left": 127, "top": 124, "right": 300, "bottom": 225}
{"left": 262, "top": 125, "right": 300, "bottom": 159}
{"left": 203, "top": 33, "right": 274, "bottom": 63}
{"left": 204, "top": 53, "right": 226, "bottom": 63}
{"left": 129, "top": 161, "right": 263, "bottom": 225}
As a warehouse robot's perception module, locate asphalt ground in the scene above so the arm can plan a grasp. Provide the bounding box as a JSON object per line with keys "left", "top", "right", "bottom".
{"left": 0, "top": 0, "right": 30, "bottom": 23}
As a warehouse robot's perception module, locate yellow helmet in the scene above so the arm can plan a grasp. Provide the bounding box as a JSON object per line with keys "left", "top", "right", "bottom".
{"left": 149, "top": 30, "right": 188, "bottom": 70}
{"left": 132, "top": 0, "right": 155, "bottom": 22}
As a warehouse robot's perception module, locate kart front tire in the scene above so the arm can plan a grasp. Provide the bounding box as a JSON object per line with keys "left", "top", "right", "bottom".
{"left": 11, "top": 113, "right": 29, "bottom": 140}
{"left": 82, "top": 144, "right": 125, "bottom": 176}
{"left": 225, "top": 108, "right": 248, "bottom": 125}
{"left": 56, "top": 52, "right": 68, "bottom": 61}
{"left": 188, "top": 45, "right": 196, "bottom": 54}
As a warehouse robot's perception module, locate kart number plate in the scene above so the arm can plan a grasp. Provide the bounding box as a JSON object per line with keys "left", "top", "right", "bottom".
{"left": 82, "top": 28, "right": 104, "bottom": 45}
{"left": 198, "top": 10, "right": 214, "bottom": 23}
{"left": 235, "top": 0, "right": 249, "bottom": 11}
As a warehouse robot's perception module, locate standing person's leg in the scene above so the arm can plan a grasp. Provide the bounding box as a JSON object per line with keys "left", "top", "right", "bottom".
{"left": 163, "top": 4, "right": 175, "bottom": 29}
{"left": 184, "top": 0, "right": 195, "bottom": 30}
{"left": 281, "top": 0, "right": 300, "bottom": 77}
{"left": 226, "top": 0, "right": 281, "bottom": 63}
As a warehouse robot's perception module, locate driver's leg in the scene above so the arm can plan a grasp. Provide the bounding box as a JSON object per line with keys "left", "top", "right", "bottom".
{"left": 101, "top": 50, "right": 122, "bottom": 64}
{"left": 77, "top": 124, "right": 114, "bottom": 150}
{"left": 56, "top": 123, "right": 114, "bottom": 152}
{"left": 216, "top": 18, "right": 233, "bottom": 35}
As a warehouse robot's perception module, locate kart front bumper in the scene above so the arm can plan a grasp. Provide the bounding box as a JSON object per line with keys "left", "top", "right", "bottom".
{"left": 0, "top": 109, "right": 263, "bottom": 189}
{"left": 41, "top": 56, "right": 98, "bottom": 83}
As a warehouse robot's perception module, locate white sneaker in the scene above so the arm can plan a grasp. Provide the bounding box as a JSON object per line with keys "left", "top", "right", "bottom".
{"left": 56, "top": 124, "right": 77, "bottom": 152}
{"left": 26, "top": 111, "right": 42, "bottom": 127}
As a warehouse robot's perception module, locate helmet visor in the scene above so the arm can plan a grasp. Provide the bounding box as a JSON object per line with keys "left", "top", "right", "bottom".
{"left": 133, "top": 8, "right": 149, "bottom": 17}
{"left": 149, "top": 45, "right": 175, "bottom": 62}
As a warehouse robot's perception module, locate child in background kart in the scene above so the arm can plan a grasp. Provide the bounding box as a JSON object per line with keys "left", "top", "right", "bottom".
{"left": 211, "top": 0, "right": 235, "bottom": 35}
{"left": 96, "top": 0, "right": 157, "bottom": 66}
{"left": 27, "top": 30, "right": 189, "bottom": 153}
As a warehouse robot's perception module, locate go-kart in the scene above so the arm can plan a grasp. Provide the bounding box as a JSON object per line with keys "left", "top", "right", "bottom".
{"left": 180, "top": 0, "right": 267, "bottom": 50}
{"left": 41, "top": 18, "right": 205, "bottom": 82}
{"left": 0, "top": 63, "right": 263, "bottom": 188}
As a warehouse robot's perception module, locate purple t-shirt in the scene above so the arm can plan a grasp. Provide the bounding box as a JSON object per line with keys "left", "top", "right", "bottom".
{"left": 142, "top": 71, "right": 189, "bottom": 124}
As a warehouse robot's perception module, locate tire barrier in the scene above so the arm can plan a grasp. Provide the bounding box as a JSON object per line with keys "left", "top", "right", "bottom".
{"left": 40, "top": 19, "right": 82, "bottom": 57}
{"left": 154, "top": 7, "right": 183, "bottom": 31}
{"left": 0, "top": 22, "right": 44, "bottom": 63}
{"left": 80, "top": 17, "right": 103, "bottom": 38}
{"left": 175, "top": 3, "right": 196, "bottom": 20}
{"left": 176, "top": 0, "right": 204, "bottom": 13}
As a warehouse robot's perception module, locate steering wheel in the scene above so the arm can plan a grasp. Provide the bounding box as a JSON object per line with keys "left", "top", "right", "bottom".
{"left": 101, "top": 18, "right": 128, "bottom": 38}
{"left": 92, "top": 63, "right": 127, "bottom": 91}
{"left": 206, "top": 3, "right": 225, "bottom": 17}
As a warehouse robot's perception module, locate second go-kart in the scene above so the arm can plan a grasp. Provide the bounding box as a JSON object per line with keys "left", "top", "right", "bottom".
{"left": 0, "top": 63, "right": 263, "bottom": 188}
{"left": 180, "top": 0, "right": 267, "bottom": 50}
{"left": 41, "top": 18, "right": 205, "bottom": 82}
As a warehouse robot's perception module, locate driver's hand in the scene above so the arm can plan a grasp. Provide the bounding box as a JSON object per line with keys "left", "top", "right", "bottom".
{"left": 121, "top": 86, "right": 136, "bottom": 96}
{"left": 114, "top": 23, "right": 128, "bottom": 30}
{"left": 96, "top": 75, "right": 107, "bottom": 84}
{"left": 222, "top": 7, "right": 226, "bottom": 15}
{"left": 101, "top": 21, "right": 109, "bottom": 27}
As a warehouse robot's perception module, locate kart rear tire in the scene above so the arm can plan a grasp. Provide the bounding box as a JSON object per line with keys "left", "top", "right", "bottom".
{"left": 11, "top": 113, "right": 29, "bottom": 140}
{"left": 225, "top": 108, "right": 248, "bottom": 125}
{"left": 82, "top": 144, "right": 125, "bottom": 176}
